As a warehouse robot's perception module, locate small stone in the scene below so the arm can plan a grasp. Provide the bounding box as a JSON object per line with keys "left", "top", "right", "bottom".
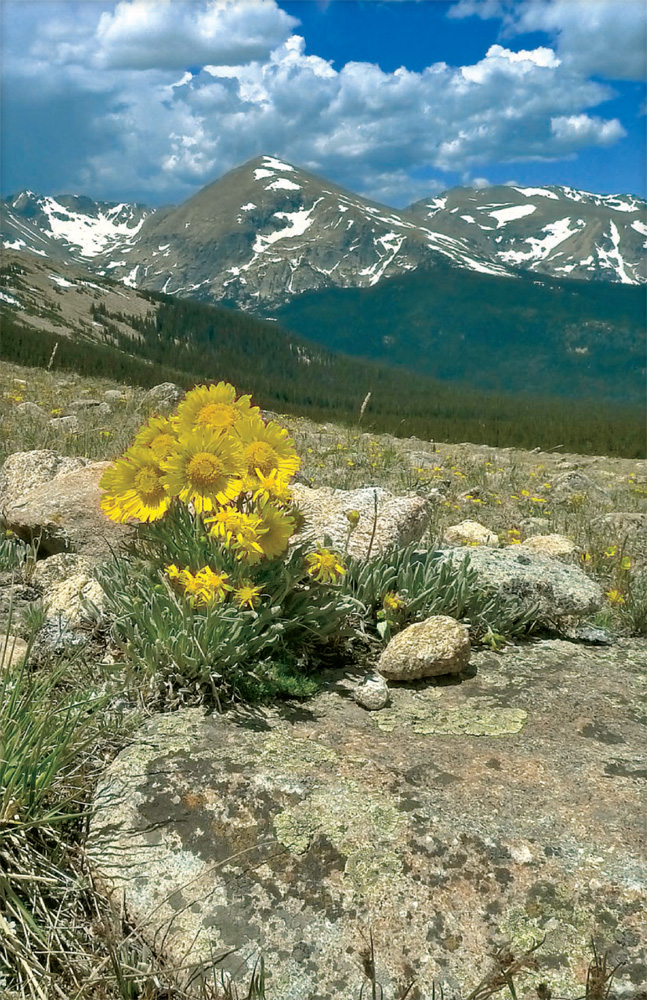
{"left": 67, "top": 399, "right": 102, "bottom": 411}
{"left": 49, "top": 415, "right": 79, "bottom": 432}
{"left": 443, "top": 520, "right": 498, "bottom": 547}
{"left": 353, "top": 673, "right": 390, "bottom": 711}
{"left": 378, "top": 615, "right": 471, "bottom": 681}
{"left": 140, "top": 383, "right": 184, "bottom": 414}
{"left": 104, "top": 390, "right": 125, "bottom": 403}
{"left": 519, "top": 534, "right": 578, "bottom": 560}
{"left": 16, "top": 401, "right": 49, "bottom": 421}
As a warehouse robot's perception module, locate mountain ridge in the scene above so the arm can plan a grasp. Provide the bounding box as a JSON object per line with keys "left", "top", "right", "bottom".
{"left": 2, "top": 156, "right": 645, "bottom": 315}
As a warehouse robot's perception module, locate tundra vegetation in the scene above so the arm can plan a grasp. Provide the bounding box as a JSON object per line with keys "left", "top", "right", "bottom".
{"left": 0, "top": 358, "right": 645, "bottom": 999}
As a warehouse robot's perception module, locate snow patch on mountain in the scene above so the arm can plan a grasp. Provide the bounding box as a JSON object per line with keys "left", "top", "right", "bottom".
{"left": 489, "top": 204, "right": 537, "bottom": 227}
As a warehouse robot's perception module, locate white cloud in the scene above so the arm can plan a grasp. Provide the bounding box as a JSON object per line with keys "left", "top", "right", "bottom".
{"left": 2, "top": 0, "right": 634, "bottom": 206}
{"left": 449, "top": 0, "right": 647, "bottom": 81}
{"left": 550, "top": 114, "right": 626, "bottom": 147}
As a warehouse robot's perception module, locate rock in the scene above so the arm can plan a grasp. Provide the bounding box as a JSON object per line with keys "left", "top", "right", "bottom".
{"left": 443, "top": 519, "right": 498, "bottom": 547}
{"left": 562, "top": 624, "right": 614, "bottom": 646}
{"left": 88, "top": 638, "right": 647, "bottom": 998}
{"left": 518, "top": 516, "right": 552, "bottom": 536}
{"left": 439, "top": 546, "right": 602, "bottom": 624}
{"left": 15, "top": 401, "right": 48, "bottom": 421}
{"left": 552, "top": 470, "right": 608, "bottom": 501}
{"left": 518, "top": 533, "right": 578, "bottom": 560}
{"left": 48, "top": 414, "right": 79, "bottom": 432}
{"left": 378, "top": 615, "right": 471, "bottom": 680}
{"left": 291, "top": 484, "right": 431, "bottom": 560}
{"left": 3, "top": 462, "right": 131, "bottom": 560}
{"left": 43, "top": 574, "right": 105, "bottom": 627}
{"left": 591, "top": 511, "right": 647, "bottom": 538}
{"left": 353, "top": 672, "right": 390, "bottom": 711}
{"left": 0, "top": 450, "right": 90, "bottom": 510}
{"left": 140, "top": 382, "right": 184, "bottom": 414}
{"left": 1, "top": 634, "right": 28, "bottom": 668}
{"left": 31, "top": 552, "right": 93, "bottom": 591}
{"left": 67, "top": 399, "right": 102, "bottom": 411}
{"left": 29, "top": 618, "right": 89, "bottom": 660}
{"left": 104, "top": 390, "right": 125, "bottom": 404}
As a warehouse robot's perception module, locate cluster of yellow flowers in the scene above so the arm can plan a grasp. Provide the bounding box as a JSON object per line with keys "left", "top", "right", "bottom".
{"left": 100, "top": 381, "right": 346, "bottom": 607}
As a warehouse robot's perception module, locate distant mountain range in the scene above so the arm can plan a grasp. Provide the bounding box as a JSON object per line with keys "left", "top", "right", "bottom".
{"left": 2, "top": 156, "right": 645, "bottom": 316}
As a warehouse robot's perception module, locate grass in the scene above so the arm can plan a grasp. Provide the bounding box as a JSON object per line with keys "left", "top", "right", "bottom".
{"left": 1, "top": 358, "right": 645, "bottom": 998}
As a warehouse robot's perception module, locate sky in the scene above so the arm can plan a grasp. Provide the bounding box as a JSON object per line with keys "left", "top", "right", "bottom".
{"left": 1, "top": 0, "right": 645, "bottom": 208}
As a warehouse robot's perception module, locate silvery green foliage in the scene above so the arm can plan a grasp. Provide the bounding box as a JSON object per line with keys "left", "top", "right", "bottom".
{"left": 99, "top": 508, "right": 359, "bottom": 707}
{"left": 342, "top": 543, "right": 539, "bottom": 640}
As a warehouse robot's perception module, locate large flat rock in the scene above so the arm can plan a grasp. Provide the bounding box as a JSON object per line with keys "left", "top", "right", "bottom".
{"left": 88, "top": 639, "right": 647, "bottom": 998}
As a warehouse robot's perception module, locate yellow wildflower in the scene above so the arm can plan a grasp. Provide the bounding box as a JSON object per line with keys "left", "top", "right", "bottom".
{"left": 256, "top": 503, "right": 295, "bottom": 559}
{"left": 382, "top": 591, "right": 405, "bottom": 614}
{"left": 235, "top": 415, "right": 300, "bottom": 481}
{"left": 175, "top": 382, "right": 258, "bottom": 435}
{"left": 100, "top": 448, "right": 171, "bottom": 523}
{"left": 133, "top": 415, "right": 179, "bottom": 462}
{"left": 233, "top": 582, "right": 262, "bottom": 609}
{"left": 162, "top": 428, "right": 244, "bottom": 513}
{"left": 305, "top": 548, "right": 346, "bottom": 584}
{"left": 605, "top": 589, "right": 625, "bottom": 605}
{"left": 251, "top": 468, "right": 294, "bottom": 504}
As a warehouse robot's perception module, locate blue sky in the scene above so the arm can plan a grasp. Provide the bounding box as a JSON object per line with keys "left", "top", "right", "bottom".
{"left": 1, "top": 0, "right": 645, "bottom": 207}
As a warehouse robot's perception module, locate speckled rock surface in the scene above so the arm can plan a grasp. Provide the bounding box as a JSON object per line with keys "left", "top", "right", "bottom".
{"left": 88, "top": 639, "right": 647, "bottom": 998}
{"left": 353, "top": 672, "right": 390, "bottom": 711}
{"left": 31, "top": 552, "right": 93, "bottom": 591}
{"left": 439, "top": 546, "right": 602, "bottom": 625}
{"left": 443, "top": 520, "right": 498, "bottom": 547}
{"left": 0, "top": 450, "right": 90, "bottom": 510}
{"left": 378, "top": 615, "right": 471, "bottom": 681}
{"left": 3, "top": 462, "right": 130, "bottom": 559}
{"left": 140, "top": 382, "right": 185, "bottom": 414}
{"left": 43, "top": 573, "right": 105, "bottom": 627}
{"left": 291, "top": 484, "right": 431, "bottom": 559}
{"left": 518, "top": 534, "right": 578, "bottom": 560}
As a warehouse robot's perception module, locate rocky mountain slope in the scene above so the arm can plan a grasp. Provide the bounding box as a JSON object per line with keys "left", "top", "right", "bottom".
{"left": 2, "top": 157, "right": 644, "bottom": 315}
{"left": 408, "top": 184, "right": 646, "bottom": 285}
{"left": 1, "top": 191, "right": 151, "bottom": 265}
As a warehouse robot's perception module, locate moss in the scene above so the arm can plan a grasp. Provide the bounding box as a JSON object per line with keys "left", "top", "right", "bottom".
{"left": 372, "top": 700, "right": 528, "bottom": 736}
{"left": 274, "top": 780, "right": 405, "bottom": 898}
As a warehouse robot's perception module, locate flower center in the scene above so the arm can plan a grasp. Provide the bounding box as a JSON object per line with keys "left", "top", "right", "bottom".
{"left": 134, "top": 467, "right": 164, "bottom": 502}
{"left": 150, "top": 433, "right": 176, "bottom": 461}
{"left": 187, "top": 452, "right": 225, "bottom": 488}
{"left": 197, "top": 402, "right": 238, "bottom": 429}
{"left": 245, "top": 441, "right": 279, "bottom": 476}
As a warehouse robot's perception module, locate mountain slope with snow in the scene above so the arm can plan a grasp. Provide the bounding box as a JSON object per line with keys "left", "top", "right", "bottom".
{"left": 2, "top": 159, "right": 645, "bottom": 314}
{"left": 406, "top": 185, "right": 646, "bottom": 285}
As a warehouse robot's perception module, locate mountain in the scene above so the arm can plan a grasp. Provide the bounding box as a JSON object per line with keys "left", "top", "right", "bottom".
{"left": 96, "top": 154, "right": 513, "bottom": 309}
{"left": 407, "top": 185, "right": 647, "bottom": 285}
{"left": 1, "top": 191, "right": 151, "bottom": 264}
{"left": 3, "top": 157, "right": 644, "bottom": 316}
{"left": 276, "top": 260, "right": 646, "bottom": 403}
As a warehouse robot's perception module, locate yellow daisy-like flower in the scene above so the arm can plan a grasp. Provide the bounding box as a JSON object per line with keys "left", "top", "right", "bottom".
{"left": 305, "top": 547, "right": 346, "bottom": 584}
{"left": 175, "top": 382, "right": 259, "bottom": 436}
{"left": 233, "top": 581, "right": 262, "bottom": 609}
{"left": 605, "top": 588, "right": 625, "bottom": 605}
{"left": 133, "top": 416, "right": 179, "bottom": 463}
{"left": 382, "top": 591, "right": 405, "bottom": 614}
{"left": 229, "top": 515, "right": 266, "bottom": 565}
{"left": 162, "top": 429, "right": 245, "bottom": 513}
{"left": 100, "top": 448, "right": 171, "bottom": 523}
{"left": 165, "top": 563, "right": 181, "bottom": 580}
{"left": 235, "top": 415, "right": 300, "bottom": 482}
{"left": 256, "top": 502, "right": 296, "bottom": 559}
{"left": 251, "top": 468, "right": 294, "bottom": 504}
{"left": 177, "top": 566, "right": 232, "bottom": 606}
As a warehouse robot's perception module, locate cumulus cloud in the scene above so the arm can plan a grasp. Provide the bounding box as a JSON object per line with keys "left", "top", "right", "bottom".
{"left": 1, "top": 0, "right": 634, "bottom": 205}
{"left": 449, "top": 0, "right": 647, "bottom": 81}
